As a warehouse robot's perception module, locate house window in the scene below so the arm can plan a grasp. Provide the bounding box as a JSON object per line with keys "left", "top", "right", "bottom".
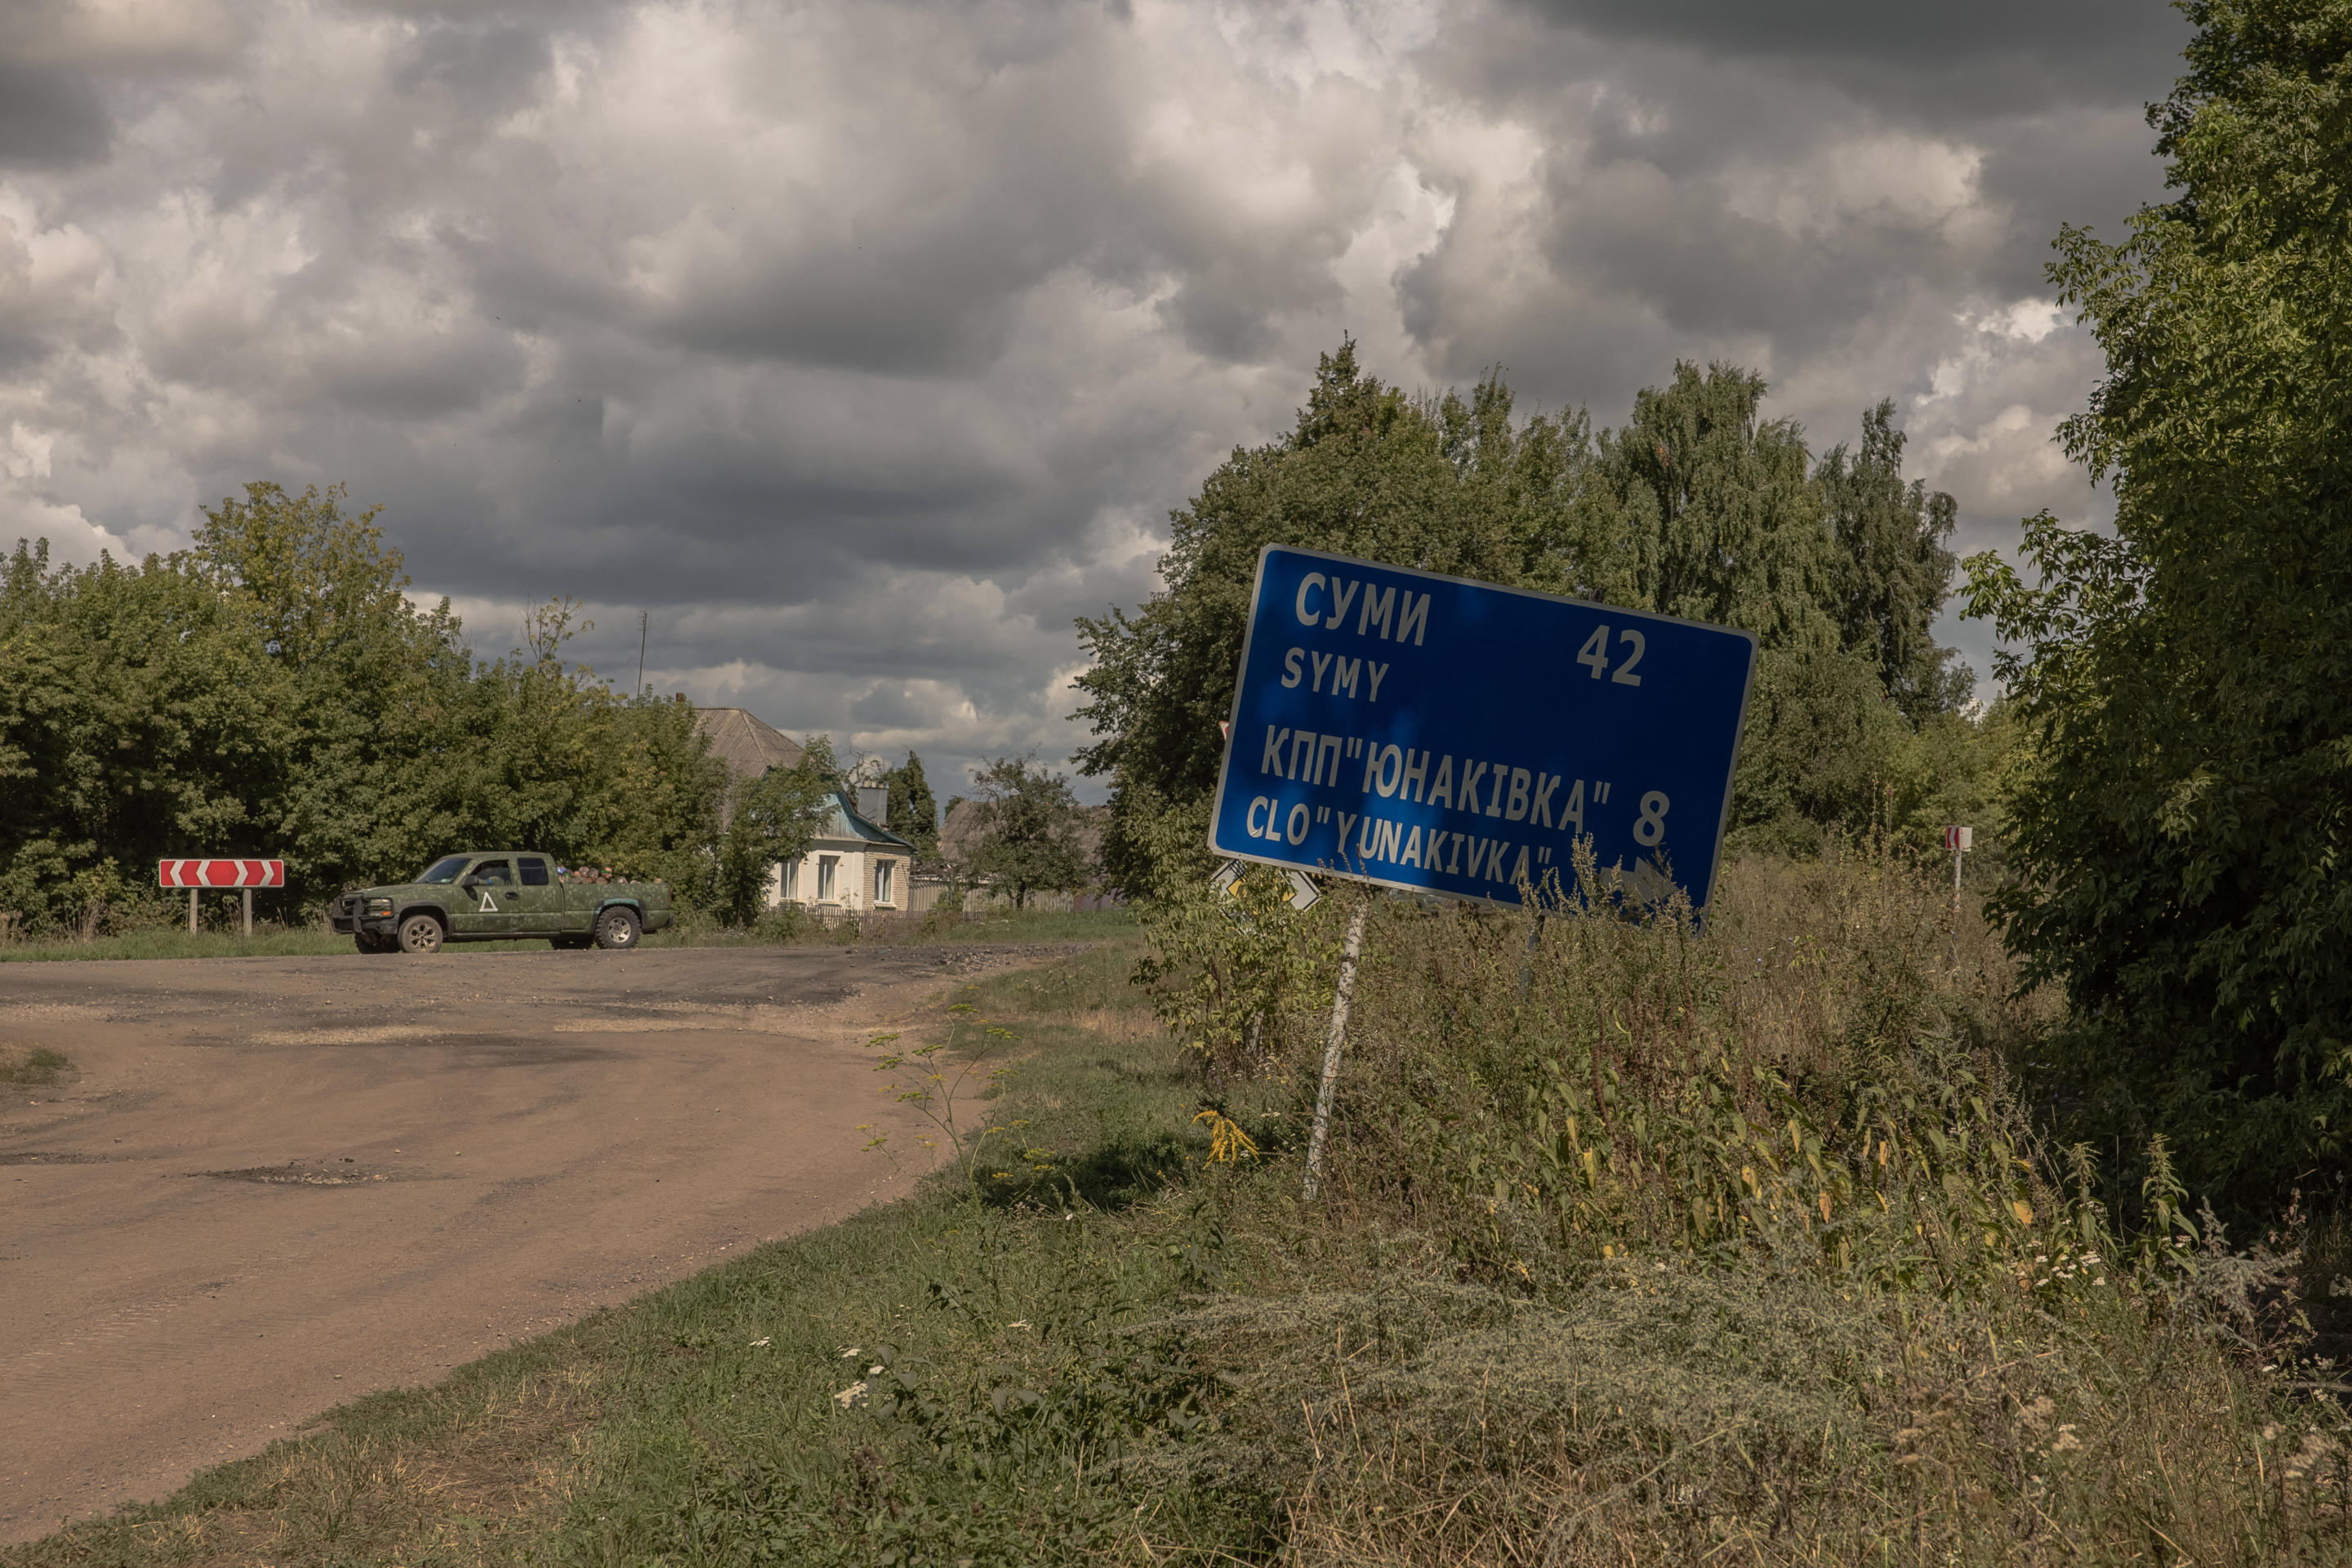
{"left": 875, "top": 859, "right": 895, "bottom": 906}
{"left": 817, "top": 856, "right": 839, "bottom": 902}
{"left": 782, "top": 860, "right": 800, "bottom": 900}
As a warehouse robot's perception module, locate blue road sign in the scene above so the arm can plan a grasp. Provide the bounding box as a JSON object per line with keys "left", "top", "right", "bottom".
{"left": 1209, "top": 546, "right": 1758, "bottom": 912}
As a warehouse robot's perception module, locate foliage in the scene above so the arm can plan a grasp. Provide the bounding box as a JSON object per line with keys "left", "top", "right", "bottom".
{"left": 956, "top": 755, "right": 1092, "bottom": 909}
{"left": 1076, "top": 343, "right": 1969, "bottom": 894}
{"left": 881, "top": 749, "right": 941, "bottom": 857}
{"left": 1134, "top": 844, "right": 1339, "bottom": 1085}
{"left": 712, "top": 734, "right": 840, "bottom": 927}
{"left": 1588, "top": 361, "right": 1835, "bottom": 647}
{"left": 862, "top": 1004, "right": 1027, "bottom": 1203}
{"left": 1960, "top": 0, "right": 2352, "bottom": 1211}
{"left": 1818, "top": 401, "right": 1971, "bottom": 719}
{"left": 1161, "top": 853, "right": 2337, "bottom": 1566}
{"left": 0, "top": 483, "right": 732, "bottom": 932}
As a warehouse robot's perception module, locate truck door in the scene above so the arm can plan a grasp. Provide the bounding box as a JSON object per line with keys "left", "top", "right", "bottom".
{"left": 514, "top": 856, "right": 564, "bottom": 932}
{"left": 458, "top": 858, "right": 524, "bottom": 938}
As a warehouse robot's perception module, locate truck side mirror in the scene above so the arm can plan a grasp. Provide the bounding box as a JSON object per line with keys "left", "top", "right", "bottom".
{"left": 461, "top": 875, "right": 482, "bottom": 890}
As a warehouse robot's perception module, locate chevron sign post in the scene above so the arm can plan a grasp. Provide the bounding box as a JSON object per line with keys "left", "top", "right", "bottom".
{"left": 158, "top": 859, "right": 284, "bottom": 936}
{"left": 158, "top": 859, "right": 284, "bottom": 889}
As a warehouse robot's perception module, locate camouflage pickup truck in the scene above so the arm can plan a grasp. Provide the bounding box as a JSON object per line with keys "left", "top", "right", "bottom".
{"left": 330, "top": 852, "right": 675, "bottom": 955}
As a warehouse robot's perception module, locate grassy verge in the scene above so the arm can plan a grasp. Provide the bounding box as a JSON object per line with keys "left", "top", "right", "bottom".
{"left": 0, "top": 908, "right": 1137, "bottom": 962}
{"left": 644, "top": 905, "right": 1142, "bottom": 949}
{"left": 10, "top": 863, "right": 2345, "bottom": 1566}
{"left": 0, "top": 928, "right": 356, "bottom": 962}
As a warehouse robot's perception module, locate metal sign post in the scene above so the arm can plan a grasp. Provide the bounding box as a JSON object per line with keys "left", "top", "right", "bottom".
{"left": 1209, "top": 546, "right": 1758, "bottom": 1199}
{"left": 1300, "top": 896, "right": 1366, "bottom": 1202}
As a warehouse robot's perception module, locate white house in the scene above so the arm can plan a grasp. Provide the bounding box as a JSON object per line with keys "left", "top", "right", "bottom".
{"left": 771, "top": 786, "right": 917, "bottom": 916}
{"left": 693, "top": 708, "right": 915, "bottom": 916}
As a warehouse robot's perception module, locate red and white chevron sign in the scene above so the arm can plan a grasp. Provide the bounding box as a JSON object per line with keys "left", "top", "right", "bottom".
{"left": 158, "top": 859, "right": 284, "bottom": 889}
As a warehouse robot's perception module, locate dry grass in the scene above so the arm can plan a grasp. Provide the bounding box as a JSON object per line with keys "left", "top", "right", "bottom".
{"left": 1119, "top": 847, "right": 2351, "bottom": 1565}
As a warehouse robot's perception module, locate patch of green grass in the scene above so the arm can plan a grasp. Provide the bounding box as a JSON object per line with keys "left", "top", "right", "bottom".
{"left": 0, "top": 928, "right": 356, "bottom": 962}
{"left": 642, "top": 905, "right": 1142, "bottom": 951}
{"left": 0, "top": 1045, "right": 69, "bottom": 1085}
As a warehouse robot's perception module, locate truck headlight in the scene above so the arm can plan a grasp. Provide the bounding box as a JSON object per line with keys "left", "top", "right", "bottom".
{"left": 365, "top": 898, "right": 394, "bottom": 915}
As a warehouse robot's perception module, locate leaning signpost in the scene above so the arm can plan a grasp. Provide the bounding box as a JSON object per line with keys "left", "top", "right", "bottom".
{"left": 159, "top": 858, "right": 285, "bottom": 937}
{"left": 1206, "top": 546, "right": 1758, "bottom": 1197}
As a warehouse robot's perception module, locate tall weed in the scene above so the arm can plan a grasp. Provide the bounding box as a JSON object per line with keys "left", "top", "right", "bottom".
{"left": 1134, "top": 847, "right": 2349, "bottom": 1563}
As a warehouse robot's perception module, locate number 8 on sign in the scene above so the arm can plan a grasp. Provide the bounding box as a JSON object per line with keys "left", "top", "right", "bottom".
{"left": 1633, "top": 791, "right": 1670, "bottom": 847}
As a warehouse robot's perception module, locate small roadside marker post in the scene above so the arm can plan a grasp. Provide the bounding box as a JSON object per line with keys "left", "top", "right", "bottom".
{"left": 1944, "top": 826, "right": 1972, "bottom": 912}
{"left": 1207, "top": 546, "right": 1758, "bottom": 1200}
{"left": 1944, "top": 826, "right": 1972, "bottom": 962}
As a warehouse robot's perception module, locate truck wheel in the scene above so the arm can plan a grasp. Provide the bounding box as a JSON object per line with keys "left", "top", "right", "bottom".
{"left": 397, "top": 913, "right": 445, "bottom": 955}
{"left": 593, "top": 906, "right": 640, "bottom": 951}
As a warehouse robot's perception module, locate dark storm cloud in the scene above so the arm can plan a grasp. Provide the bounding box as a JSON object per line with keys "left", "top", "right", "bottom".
{"left": 1515, "top": 0, "right": 2193, "bottom": 115}
{"left": 0, "top": 61, "right": 109, "bottom": 169}
{"left": 0, "top": 0, "right": 2193, "bottom": 786}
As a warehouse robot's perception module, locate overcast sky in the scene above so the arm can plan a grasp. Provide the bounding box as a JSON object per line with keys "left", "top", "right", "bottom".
{"left": 0, "top": 0, "right": 2189, "bottom": 797}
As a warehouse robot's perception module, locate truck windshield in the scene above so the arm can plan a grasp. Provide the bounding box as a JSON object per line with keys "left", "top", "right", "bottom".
{"left": 416, "top": 856, "right": 470, "bottom": 884}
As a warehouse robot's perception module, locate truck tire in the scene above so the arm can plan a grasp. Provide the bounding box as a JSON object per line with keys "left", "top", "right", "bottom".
{"left": 593, "top": 906, "right": 640, "bottom": 951}
{"left": 398, "top": 913, "right": 446, "bottom": 955}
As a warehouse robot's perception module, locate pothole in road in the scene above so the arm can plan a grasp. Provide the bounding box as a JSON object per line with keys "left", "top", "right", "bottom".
{"left": 203, "top": 1161, "right": 418, "bottom": 1186}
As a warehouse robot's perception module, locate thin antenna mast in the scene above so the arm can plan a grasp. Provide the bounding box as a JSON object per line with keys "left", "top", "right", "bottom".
{"left": 637, "top": 612, "right": 648, "bottom": 694}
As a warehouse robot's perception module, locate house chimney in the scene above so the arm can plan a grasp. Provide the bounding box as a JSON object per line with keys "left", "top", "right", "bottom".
{"left": 858, "top": 786, "right": 888, "bottom": 823}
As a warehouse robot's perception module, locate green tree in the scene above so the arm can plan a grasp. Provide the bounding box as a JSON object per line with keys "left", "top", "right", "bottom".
{"left": 1588, "top": 363, "right": 1925, "bottom": 849}
{"left": 0, "top": 541, "right": 292, "bottom": 931}
{"left": 1077, "top": 345, "right": 1963, "bottom": 889}
{"left": 713, "top": 734, "right": 838, "bottom": 926}
{"left": 882, "top": 750, "right": 940, "bottom": 857}
{"left": 2, "top": 481, "right": 739, "bottom": 930}
{"left": 1962, "top": 0, "right": 2352, "bottom": 1209}
{"left": 960, "top": 755, "right": 1089, "bottom": 909}
{"left": 1591, "top": 361, "right": 1838, "bottom": 649}
{"left": 190, "top": 481, "right": 476, "bottom": 893}
{"left": 1815, "top": 401, "right": 1969, "bottom": 719}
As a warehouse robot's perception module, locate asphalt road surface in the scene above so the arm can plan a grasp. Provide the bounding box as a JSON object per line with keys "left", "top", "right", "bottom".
{"left": 0, "top": 942, "right": 1034, "bottom": 1543}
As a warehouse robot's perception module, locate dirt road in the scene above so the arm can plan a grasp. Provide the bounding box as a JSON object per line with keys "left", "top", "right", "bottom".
{"left": 0, "top": 943, "right": 1031, "bottom": 1543}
